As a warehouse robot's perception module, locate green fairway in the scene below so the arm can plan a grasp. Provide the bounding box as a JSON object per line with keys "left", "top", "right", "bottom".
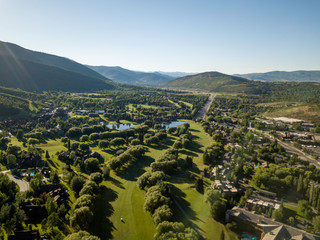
{"left": 8, "top": 120, "right": 238, "bottom": 239}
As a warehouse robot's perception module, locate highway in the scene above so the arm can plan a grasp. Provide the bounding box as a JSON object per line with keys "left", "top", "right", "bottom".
{"left": 196, "top": 93, "right": 215, "bottom": 120}
{"left": 253, "top": 129, "right": 320, "bottom": 169}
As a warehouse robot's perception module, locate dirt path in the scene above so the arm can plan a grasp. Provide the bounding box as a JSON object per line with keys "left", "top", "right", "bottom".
{"left": 172, "top": 198, "right": 207, "bottom": 240}
{"left": 196, "top": 93, "right": 215, "bottom": 120}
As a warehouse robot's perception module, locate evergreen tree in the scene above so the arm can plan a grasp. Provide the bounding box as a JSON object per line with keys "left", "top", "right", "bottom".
{"left": 45, "top": 150, "right": 50, "bottom": 159}
{"left": 297, "top": 174, "right": 303, "bottom": 194}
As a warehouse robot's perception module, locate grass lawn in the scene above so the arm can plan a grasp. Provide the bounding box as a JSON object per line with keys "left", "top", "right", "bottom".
{"left": 264, "top": 103, "right": 320, "bottom": 123}
{"left": 170, "top": 180, "right": 236, "bottom": 240}
{"left": 8, "top": 120, "right": 238, "bottom": 239}
{"left": 186, "top": 120, "right": 214, "bottom": 171}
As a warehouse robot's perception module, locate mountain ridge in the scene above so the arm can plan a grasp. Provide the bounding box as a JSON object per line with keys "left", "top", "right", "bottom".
{"left": 165, "top": 71, "right": 254, "bottom": 92}
{"left": 235, "top": 70, "right": 320, "bottom": 82}
{"left": 87, "top": 65, "right": 175, "bottom": 86}
{"left": 0, "top": 41, "right": 116, "bottom": 91}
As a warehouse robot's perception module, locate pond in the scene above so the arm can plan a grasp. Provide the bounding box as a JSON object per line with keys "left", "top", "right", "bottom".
{"left": 162, "top": 121, "right": 187, "bottom": 129}
{"left": 105, "top": 121, "right": 187, "bottom": 131}
{"left": 106, "top": 123, "right": 140, "bottom": 131}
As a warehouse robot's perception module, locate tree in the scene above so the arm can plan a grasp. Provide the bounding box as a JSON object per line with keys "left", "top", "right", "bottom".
{"left": 28, "top": 138, "right": 39, "bottom": 146}
{"left": 313, "top": 216, "right": 320, "bottom": 233}
{"left": 185, "top": 156, "right": 193, "bottom": 169}
{"left": 46, "top": 212, "right": 59, "bottom": 230}
{"left": 144, "top": 186, "right": 170, "bottom": 214}
{"left": 90, "top": 172, "right": 103, "bottom": 185}
{"left": 45, "top": 196, "right": 58, "bottom": 215}
{"left": 298, "top": 200, "right": 312, "bottom": 220}
{"left": 272, "top": 204, "right": 284, "bottom": 221}
{"left": 70, "top": 207, "right": 93, "bottom": 230}
{"left": 152, "top": 205, "right": 173, "bottom": 225}
{"left": 50, "top": 172, "right": 60, "bottom": 184}
{"left": 84, "top": 158, "right": 100, "bottom": 173}
{"left": 16, "top": 129, "right": 24, "bottom": 140}
{"left": 131, "top": 139, "right": 140, "bottom": 145}
{"left": 204, "top": 189, "right": 221, "bottom": 206}
{"left": 102, "top": 164, "right": 110, "bottom": 179}
{"left": 287, "top": 216, "right": 295, "bottom": 226}
{"left": 75, "top": 194, "right": 93, "bottom": 209}
{"left": 89, "top": 133, "right": 100, "bottom": 141}
{"left": 79, "top": 181, "right": 99, "bottom": 196}
{"left": 195, "top": 177, "right": 204, "bottom": 193}
{"left": 13, "top": 208, "right": 27, "bottom": 230}
{"left": 45, "top": 150, "right": 50, "bottom": 159}
{"left": 65, "top": 231, "right": 100, "bottom": 240}
{"left": 211, "top": 200, "right": 226, "bottom": 220}
{"left": 297, "top": 174, "right": 304, "bottom": 194}
{"left": 30, "top": 177, "right": 42, "bottom": 191}
{"left": 70, "top": 175, "right": 85, "bottom": 194}
{"left": 154, "top": 221, "right": 185, "bottom": 240}
{"left": 80, "top": 143, "right": 90, "bottom": 151}
{"left": 98, "top": 140, "right": 109, "bottom": 149}
{"left": 80, "top": 135, "right": 89, "bottom": 142}
{"left": 6, "top": 154, "right": 17, "bottom": 168}
{"left": 71, "top": 142, "right": 80, "bottom": 151}
{"left": 6, "top": 145, "right": 21, "bottom": 155}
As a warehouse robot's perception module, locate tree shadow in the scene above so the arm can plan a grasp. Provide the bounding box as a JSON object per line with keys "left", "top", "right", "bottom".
{"left": 186, "top": 141, "right": 203, "bottom": 154}
{"left": 109, "top": 176, "right": 124, "bottom": 189}
{"left": 47, "top": 159, "right": 57, "bottom": 168}
{"left": 179, "top": 149, "right": 198, "bottom": 157}
{"left": 169, "top": 185, "right": 204, "bottom": 230}
{"left": 190, "top": 129, "right": 200, "bottom": 133}
{"left": 89, "top": 185, "right": 118, "bottom": 240}
{"left": 118, "top": 155, "right": 155, "bottom": 181}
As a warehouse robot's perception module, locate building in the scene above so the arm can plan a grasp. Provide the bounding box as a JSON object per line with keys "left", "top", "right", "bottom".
{"left": 226, "top": 207, "right": 318, "bottom": 240}
{"left": 211, "top": 180, "right": 240, "bottom": 197}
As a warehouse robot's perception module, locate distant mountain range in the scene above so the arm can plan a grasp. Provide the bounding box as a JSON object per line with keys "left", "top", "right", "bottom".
{"left": 0, "top": 41, "right": 116, "bottom": 91}
{"left": 165, "top": 71, "right": 254, "bottom": 92}
{"left": 164, "top": 71, "right": 320, "bottom": 105}
{"left": 235, "top": 70, "right": 320, "bottom": 82}
{"left": 87, "top": 66, "right": 179, "bottom": 86}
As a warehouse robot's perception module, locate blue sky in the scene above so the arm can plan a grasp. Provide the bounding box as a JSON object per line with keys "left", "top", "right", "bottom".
{"left": 0, "top": 0, "right": 319, "bottom": 74}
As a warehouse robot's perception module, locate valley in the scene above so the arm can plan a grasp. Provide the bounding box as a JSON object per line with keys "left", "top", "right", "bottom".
{"left": 0, "top": 41, "right": 319, "bottom": 240}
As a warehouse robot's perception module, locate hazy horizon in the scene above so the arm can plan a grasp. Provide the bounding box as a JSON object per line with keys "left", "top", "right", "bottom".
{"left": 1, "top": 0, "right": 320, "bottom": 74}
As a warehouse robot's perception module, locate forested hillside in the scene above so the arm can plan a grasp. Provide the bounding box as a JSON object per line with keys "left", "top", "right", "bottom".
{"left": 165, "top": 71, "right": 320, "bottom": 104}
{"left": 88, "top": 65, "right": 174, "bottom": 86}
{"left": 0, "top": 41, "right": 116, "bottom": 92}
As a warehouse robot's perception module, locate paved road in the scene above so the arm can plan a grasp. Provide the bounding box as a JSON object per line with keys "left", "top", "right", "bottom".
{"left": 253, "top": 129, "right": 320, "bottom": 169}
{"left": 196, "top": 93, "right": 215, "bottom": 120}
{"left": 1, "top": 171, "right": 30, "bottom": 192}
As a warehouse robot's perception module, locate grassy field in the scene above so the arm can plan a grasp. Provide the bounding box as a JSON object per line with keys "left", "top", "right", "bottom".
{"left": 88, "top": 120, "right": 238, "bottom": 239}
{"left": 8, "top": 120, "right": 238, "bottom": 239}
{"left": 263, "top": 103, "right": 320, "bottom": 123}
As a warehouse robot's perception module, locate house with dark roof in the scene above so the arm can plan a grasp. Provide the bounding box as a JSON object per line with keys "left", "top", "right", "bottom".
{"left": 226, "top": 207, "right": 318, "bottom": 240}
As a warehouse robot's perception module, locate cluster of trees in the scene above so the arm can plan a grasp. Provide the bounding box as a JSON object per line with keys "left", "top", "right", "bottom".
{"left": 204, "top": 188, "right": 226, "bottom": 220}
{"left": 151, "top": 148, "right": 179, "bottom": 174}
{"left": 252, "top": 164, "right": 320, "bottom": 209}
{"left": 137, "top": 171, "right": 166, "bottom": 190}
{"left": 0, "top": 174, "right": 25, "bottom": 234}
{"left": 69, "top": 172, "right": 103, "bottom": 234}
{"left": 203, "top": 141, "right": 225, "bottom": 166}
{"left": 138, "top": 169, "right": 198, "bottom": 239}
{"left": 144, "top": 130, "right": 167, "bottom": 145}
{"left": 108, "top": 145, "right": 145, "bottom": 171}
